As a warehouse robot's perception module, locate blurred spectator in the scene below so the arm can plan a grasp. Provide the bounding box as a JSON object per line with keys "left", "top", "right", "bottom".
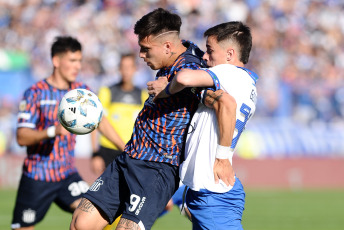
{"left": 1, "top": 0, "right": 344, "bottom": 156}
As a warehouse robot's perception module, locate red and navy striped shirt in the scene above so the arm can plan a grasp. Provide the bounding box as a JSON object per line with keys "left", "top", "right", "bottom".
{"left": 125, "top": 41, "right": 204, "bottom": 166}
{"left": 17, "top": 79, "right": 89, "bottom": 182}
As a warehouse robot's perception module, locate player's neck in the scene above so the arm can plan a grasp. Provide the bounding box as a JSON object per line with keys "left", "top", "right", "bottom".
{"left": 120, "top": 81, "right": 134, "bottom": 92}
{"left": 47, "top": 74, "right": 70, "bottom": 90}
{"left": 165, "top": 45, "right": 187, "bottom": 67}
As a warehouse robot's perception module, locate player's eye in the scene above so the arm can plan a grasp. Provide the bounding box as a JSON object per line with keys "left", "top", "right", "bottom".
{"left": 140, "top": 47, "right": 149, "bottom": 53}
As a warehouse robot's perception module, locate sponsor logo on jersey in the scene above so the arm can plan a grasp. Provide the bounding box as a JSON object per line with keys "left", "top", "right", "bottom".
{"left": 22, "top": 209, "right": 36, "bottom": 223}
{"left": 250, "top": 89, "right": 257, "bottom": 104}
{"left": 89, "top": 177, "right": 104, "bottom": 192}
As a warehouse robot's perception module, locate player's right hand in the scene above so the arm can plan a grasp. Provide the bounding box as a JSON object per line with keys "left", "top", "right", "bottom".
{"left": 147, "top": 76, "right": 169, "bottom": 101}
{"left": 213, "top": 158, "right": 235, "bottom": 187}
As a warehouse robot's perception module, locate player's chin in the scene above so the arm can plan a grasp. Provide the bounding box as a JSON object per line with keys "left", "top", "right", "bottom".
{"left": 68, "top": 76, "right": 77, "bottom": 82}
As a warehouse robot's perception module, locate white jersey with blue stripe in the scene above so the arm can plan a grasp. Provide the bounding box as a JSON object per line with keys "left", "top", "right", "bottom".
{"left": 180, "top": 64, "right": 258, "bottom": 193}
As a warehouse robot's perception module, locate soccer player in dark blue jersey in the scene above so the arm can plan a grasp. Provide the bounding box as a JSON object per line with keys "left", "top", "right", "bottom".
{"left": 71, "top": 8, "right": 204, "bottom": 230}
{"left": 11, "top": 36, "right": 125, "bottom": 230}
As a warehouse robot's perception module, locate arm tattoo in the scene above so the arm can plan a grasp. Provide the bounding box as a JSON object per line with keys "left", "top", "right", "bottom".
{"left": 117, "top": 218, "right": 141, "bottom": 230}
{"left": 77, "top": 198, "right": 96, "bottom": 213}
{"left": 204, "top": 91, "right": 224, "bottom": 108}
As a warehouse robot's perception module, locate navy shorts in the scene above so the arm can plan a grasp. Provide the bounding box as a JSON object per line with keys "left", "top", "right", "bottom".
{"left": 186, "top": 178, "right": 245, "bottom": 230}
{"left": 93, "top": 146, "right": 122, "bottom": 167}
{"left": 84, "top": 153, "right": 179, "bottom": 230}
{"left": 11, "top": 172, "right": 88, "bottom": 229}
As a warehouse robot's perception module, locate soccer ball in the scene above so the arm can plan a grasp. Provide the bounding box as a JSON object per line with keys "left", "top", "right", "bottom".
{"left": 58, "top": 88, "right": 103, "bottom": 135}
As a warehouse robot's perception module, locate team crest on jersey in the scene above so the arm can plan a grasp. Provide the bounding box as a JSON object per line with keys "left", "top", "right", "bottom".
{"left": 19, "top": 100, "right": 27, "bottom": 111}
{"left": 89, "top": 177, "right": 104, "bottom": 192}
{"left": 22, "top": 209, "right": 36, "bottom": 223}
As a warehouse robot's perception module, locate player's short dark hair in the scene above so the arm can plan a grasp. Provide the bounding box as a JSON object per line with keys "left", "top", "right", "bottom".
{"left": 204, "top": 22, "right": 252, "bottom": 64}
{"left": 134, "top": 8, "right": 182, "bottom": 41}
{"left": 120, "top": 53, "right": 136, "bottom": 65}
{"left": 51, "top": 36, "right": 82, "bottom": 58}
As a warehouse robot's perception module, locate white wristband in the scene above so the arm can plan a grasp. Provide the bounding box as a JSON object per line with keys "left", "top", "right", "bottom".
{"left": 216, "top": 144, "right": 232, "bottom": 159}
{"left": 47, "top": 126, "right": 56, "bottom": 138}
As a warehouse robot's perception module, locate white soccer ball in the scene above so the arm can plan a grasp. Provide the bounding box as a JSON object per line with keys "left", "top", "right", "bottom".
{"left": 58, "top": 88, "right": 103, "bottom": 135}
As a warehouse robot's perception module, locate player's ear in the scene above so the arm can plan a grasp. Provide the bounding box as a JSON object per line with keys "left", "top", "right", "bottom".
{"left": 164, "top": 41, "right": 172, "bottom": 55}
{"left": 52, "top": 55, "right": 60, "bottom": 68}
{"left": 226, "top": 48, "right": 234, "bottom": 62}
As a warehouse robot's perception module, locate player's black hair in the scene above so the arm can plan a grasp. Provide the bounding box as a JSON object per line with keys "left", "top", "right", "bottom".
{"left": 134, "top": 8, "right": 182, "bottom": 41}
{"left": 51, "top": 36, "right": 82, "bottom": 58}
{"left": 204, "top": 21, "right": 252, "bottom": 64}
{"left": 120, "top": 53, "right": 136, "bottom": 65}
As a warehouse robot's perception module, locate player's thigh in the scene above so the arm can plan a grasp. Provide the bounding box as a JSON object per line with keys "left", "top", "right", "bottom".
{"left": 12, "top": 175, "right": 58, "bottom": 228}
{"left": 81, "top": 156, "right": 126, "bottom": 225}
{"left": 55, "top": 172, "right": 89, "bottom": 212}
{"left": 71, "top": 198, "right": 109, "bottom": 230}
{"left": 120, "top": 155, "right": 179, "bottom": 230}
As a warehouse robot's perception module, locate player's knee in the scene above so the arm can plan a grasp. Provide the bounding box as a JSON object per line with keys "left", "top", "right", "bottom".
{"left": 70, "top": 212, "right": 89, "bottom": 230}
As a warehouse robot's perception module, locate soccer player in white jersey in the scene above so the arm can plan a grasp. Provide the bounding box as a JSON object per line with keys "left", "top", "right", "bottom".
{"left": 147, "top": 21, "right": 258, "bottom": 229}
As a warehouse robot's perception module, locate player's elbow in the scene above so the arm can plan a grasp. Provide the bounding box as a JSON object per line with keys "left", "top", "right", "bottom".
{"left": 16, "top": 128, "right": 34, "bottom": 146}
{"left": 16, "top": 129, "right": 27, "bottom": 146}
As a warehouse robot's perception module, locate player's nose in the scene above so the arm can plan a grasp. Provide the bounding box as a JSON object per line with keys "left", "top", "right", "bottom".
{"left": 202, "top": 52, "right": 209, "bottom": 62}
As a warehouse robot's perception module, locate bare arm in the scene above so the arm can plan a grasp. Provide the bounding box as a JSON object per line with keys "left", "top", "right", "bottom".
{"left": 147, "top": 68, "right": 236, "bottom": 186}
{"left": 97, "top": 116, "right": 125, "bottom": 151}
{"left": 203, "top": 89, "right": 237, "bottom": 187}
{"left": 16, "top": 123, "right": 69, "bottom": 146}
{"left": 147, "top": 69, "right": 214, "bottom": 100}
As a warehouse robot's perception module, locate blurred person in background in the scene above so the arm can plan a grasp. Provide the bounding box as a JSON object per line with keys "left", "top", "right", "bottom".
{"left": 91, "top": 53, "right": 148, "bottom": 176}
{"left": 11, "top": 36, "right": 125, "bottom": 230}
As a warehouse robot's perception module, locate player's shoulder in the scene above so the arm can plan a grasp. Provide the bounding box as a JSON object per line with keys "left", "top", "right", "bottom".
{"left": 23, "top": 79, "right": 48, "bottom": 96}
{"left": 180, "top": 40, "right": 204, "bottom": 66}
{"left": 71, "top": 81, "right": 88, "bottom": 90}
{"left": 210, "top": 65, "right": 258, "bottom": 82}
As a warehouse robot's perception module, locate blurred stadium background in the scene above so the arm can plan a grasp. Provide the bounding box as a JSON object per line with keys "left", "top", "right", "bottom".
{"left": 1, "top": 0, "right": 344, "bottom": 229}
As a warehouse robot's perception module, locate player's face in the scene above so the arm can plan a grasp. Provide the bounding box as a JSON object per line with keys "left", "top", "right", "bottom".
{"left": 138, "top": 35, "right": 166, "bottom": 70}
{"left": 120, "top": 56, "right": 136, "bottom": 83}
{"left": 55, "top": 51, "right": 82, "bottom": 83}
{"left": 203, "top": 36, "right": 227, "bottom": 67}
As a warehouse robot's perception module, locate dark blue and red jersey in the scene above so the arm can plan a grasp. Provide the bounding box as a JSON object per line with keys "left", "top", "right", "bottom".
{"left": 17, "top": 79, "right": 89, "bottom": 182}
{"left": 124, "top": 40, "right": 205, "bottom": 166}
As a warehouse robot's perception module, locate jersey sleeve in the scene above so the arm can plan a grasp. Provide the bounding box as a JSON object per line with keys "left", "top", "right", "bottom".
{"left": 17, "top": 88, "right": 40, "bottom": 129}
{"left": 199, "top": 68, "right": 221, "bottom": 105}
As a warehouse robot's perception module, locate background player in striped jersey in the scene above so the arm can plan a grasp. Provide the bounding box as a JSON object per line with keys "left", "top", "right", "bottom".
{"left": 148, "top": 21, "right": 258, "bottom": 230}
{"left": 11, "top": 36, "right": 125, "bottom": 230}
{"left": 70, "top": 8, "right": 205, "bottom": 230}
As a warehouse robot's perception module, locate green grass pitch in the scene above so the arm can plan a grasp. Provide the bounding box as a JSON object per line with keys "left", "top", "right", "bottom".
{"left": 1, "top": 189, "right": 343, "bottom": 230}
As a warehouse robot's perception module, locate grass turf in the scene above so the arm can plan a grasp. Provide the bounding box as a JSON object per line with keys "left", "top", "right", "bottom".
{"left": 1, "top": 189, "right": 343, "bottom": 230}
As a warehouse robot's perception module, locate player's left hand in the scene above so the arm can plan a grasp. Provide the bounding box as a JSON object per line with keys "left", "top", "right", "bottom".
{"left": 213, "top": 158, "right": 235, "bottom": 187}
{"left": 147, "top": 77, "right": 169, "bottom": 101}
{"left": 56, "top": 123, "right": 70, "bottom": 136}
